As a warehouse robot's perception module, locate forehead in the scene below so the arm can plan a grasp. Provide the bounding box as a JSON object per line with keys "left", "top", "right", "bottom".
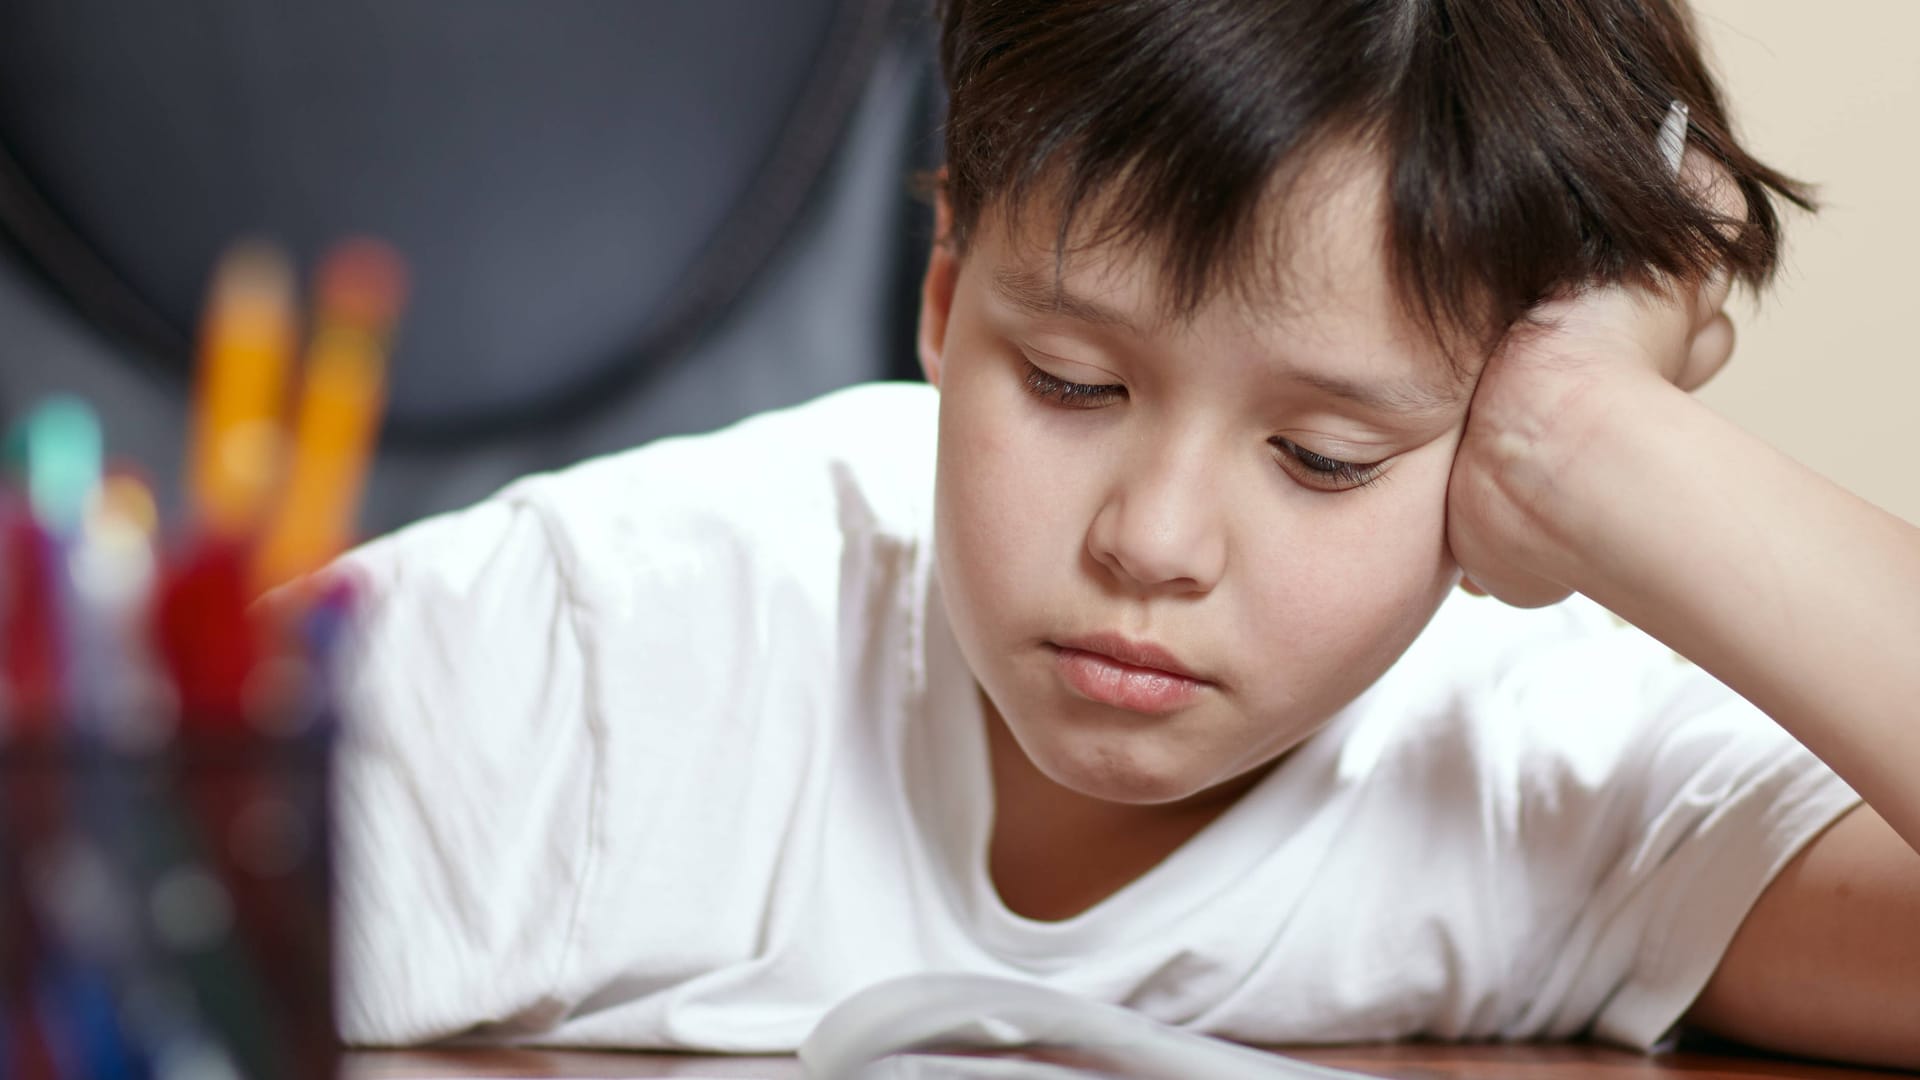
{"left": 976, "top": 147, "right": 1474, "bottom": 411}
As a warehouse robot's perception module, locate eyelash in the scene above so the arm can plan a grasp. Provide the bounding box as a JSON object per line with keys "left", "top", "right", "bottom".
{"left": 1019, "top": 360, "right": 1385, "bottom": 493}
{"left": 1269, "top": 438, "right": 1385, "bottom": 491}
{"left": 1022, "top": 362, "right": 1124, "bottom": 408}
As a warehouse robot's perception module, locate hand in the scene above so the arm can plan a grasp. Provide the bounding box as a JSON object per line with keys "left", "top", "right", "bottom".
{"left": 1446, "top": 153, "right": 1743, "bottom": 606}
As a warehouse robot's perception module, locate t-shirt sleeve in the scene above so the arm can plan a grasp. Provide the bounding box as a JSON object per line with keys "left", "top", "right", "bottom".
{"left": 330, "top": 495, "right": 595, "bottom": 1046}
{"left": 1503, "top": 625, "right": 1862, "bottom": 1049}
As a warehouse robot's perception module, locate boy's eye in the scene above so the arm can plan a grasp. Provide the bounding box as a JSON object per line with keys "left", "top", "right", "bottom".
{"left": 1017, "top": 362, "right": 1383, "bottom": 491}
{"left": 1022, "top": 361, "right": 1125, "bottom": 408}
{"left": 1270, "top": 437, "right": 1385, "bottom": 492}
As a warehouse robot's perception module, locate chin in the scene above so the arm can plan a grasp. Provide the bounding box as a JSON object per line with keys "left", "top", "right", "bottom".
{"left": 1022, "top": 727, "right": 1220, "bottom": 806}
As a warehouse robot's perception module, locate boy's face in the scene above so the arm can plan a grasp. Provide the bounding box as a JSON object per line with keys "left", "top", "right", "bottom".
{"left": 919, "top": 152, "right": 1478, "bottom": 807}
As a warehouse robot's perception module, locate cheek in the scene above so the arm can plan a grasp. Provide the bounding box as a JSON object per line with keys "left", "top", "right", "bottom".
{"left": 1234, "top": 443, "right": 1460, "bottom": 661}
{"left": 933, "top": 366, "right": 1085, "bottom": 626}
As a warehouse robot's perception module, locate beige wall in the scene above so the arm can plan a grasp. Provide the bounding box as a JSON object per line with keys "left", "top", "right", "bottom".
{"left": 1692, "top": 2, "right": 1920, "bottom": 524}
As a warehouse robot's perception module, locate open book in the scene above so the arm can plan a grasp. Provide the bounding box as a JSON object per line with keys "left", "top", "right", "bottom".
{"left": 798, "top": 973, "right": 1379, "bottom": 1079}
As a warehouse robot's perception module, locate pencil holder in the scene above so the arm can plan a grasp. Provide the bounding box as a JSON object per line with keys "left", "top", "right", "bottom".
{"left": 0, "top": 236, "right": 401, "bottom": 1079}
{"left": 0, "top": 717, "right": 337, "bottom": 1080}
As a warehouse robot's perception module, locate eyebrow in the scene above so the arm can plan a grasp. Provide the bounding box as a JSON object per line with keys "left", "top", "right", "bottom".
{"left": 1285, "top": 367, "right": 1463, "bottom": 416}
{"left": 991, "top": 266, "right": 1143, "bottom": 335}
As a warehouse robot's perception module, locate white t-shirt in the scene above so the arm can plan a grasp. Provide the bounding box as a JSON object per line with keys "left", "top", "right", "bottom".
{"left": 332, "top": 382, "right": 1859, "bottom": 1053}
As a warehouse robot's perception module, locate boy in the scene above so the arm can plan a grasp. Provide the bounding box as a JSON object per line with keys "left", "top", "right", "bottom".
{"left": 334, "top": 0, "right": 1920, "bottom": 1068}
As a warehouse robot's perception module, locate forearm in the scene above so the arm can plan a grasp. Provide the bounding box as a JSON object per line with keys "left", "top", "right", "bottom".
{"left": 1527, "top": 373, "right": 1920, "bottom": 852}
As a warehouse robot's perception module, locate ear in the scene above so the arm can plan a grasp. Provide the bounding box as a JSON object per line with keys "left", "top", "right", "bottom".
{"left": 917, "top": 183, "right": 958, "bottom": 388}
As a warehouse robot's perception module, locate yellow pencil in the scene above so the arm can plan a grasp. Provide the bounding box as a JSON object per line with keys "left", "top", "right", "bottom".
{"left": 252, "top": 239, "right": 407, "bottom": 593}
{"left": 187, "top": 242, "right": 297, "bottom": 537}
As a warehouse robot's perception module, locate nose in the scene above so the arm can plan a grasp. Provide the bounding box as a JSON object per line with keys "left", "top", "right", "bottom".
{"left": 1086, "top": 440, "right": 1229, "bottom": 594}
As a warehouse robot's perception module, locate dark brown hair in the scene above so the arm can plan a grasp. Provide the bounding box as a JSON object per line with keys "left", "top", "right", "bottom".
{"left": 936, "top": 0, "right": 1811, "bottom": 356}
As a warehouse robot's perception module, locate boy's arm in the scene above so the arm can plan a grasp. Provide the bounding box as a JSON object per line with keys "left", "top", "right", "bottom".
{"left": 1687, "top": 802, "right": 1920, "bottom": 1069}
{"left": 1522, "top": 370, "right": 1920, "bottom": 856}
{"left": 1452, "top": 297, "right": 1920, "bottom": 1066}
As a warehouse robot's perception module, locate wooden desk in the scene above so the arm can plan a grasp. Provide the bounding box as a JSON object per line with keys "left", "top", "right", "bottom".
{"left": 344, "top": 1042, "right": 1915, "bottom": 1079}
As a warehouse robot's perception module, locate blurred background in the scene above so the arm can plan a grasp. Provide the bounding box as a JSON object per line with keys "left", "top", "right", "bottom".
{"left": 1695, "top": 1, "right": 1919, "bottom": 525}
{"left": 0, "top": 0, "right": 1911, "bottom": 536}
{"left": 0, "top": 0, "right": 939, "bottom": 534}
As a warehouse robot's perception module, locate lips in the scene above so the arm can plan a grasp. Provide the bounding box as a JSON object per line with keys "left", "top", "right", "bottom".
{"left": 1049, "top": 633, "right": 1212, "bottom": 714}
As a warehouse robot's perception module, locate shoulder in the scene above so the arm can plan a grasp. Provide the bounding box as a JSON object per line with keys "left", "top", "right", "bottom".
{"left": 1331, "top": 589, "right": 1819, "bottom": 913}
{"left": 1341, "top": 590, "right": 1710, "bottom": 779}
{"left": 334, "top": 381, "right": 942, "bottom": 729}
{"left": 501, "top": 381, "right": 935, "bottom": 583}
{"left": 350, "top": 382, "right": 938, "bottom": 607}
{"left": 1353, "top": 591, "right": 1837, "bottom": 856}
{"left": 511, "top": 380, "right": 937, "bottom": 517}
{"left": 1344, "top": 592, "right": 1859, "bottom": 1046}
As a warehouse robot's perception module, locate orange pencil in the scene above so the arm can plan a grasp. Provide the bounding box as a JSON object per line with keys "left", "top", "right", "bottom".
{"left": 185, "top": 242, "right": 297, "bottom": 537}
{"left": 251, "top": 239, "right": 407, "bottom": 593}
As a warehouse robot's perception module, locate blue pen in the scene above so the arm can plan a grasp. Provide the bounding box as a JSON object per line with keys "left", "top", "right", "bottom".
{"left": 38, "top": 961, "right": 141, "bottom": 1080}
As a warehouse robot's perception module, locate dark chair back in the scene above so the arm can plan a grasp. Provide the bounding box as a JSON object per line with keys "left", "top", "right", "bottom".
{"left": 0, "top": 0, "right": 938, "bottom": 530}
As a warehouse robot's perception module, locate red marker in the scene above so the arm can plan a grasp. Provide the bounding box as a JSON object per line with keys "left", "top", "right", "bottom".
{"left": 150, "top": 537, "right": 261, "bottom": 723}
